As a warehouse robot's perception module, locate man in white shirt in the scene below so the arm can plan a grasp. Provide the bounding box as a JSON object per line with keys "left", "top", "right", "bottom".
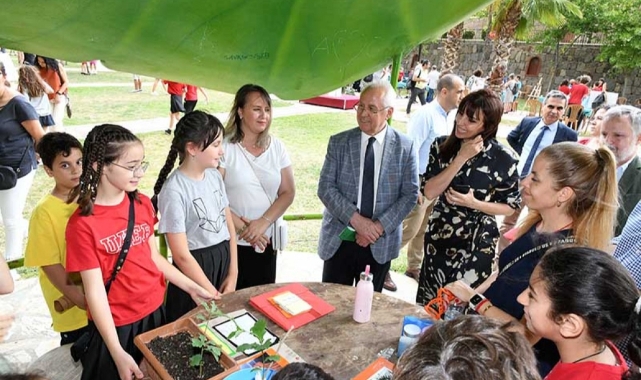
{"left": 393, "top": 75, "right": 465, "bottom": 285}
{"left": 426, "top": 65, "right": 440, "bottom": 103}
{"left": 600, "top": 105, "right": 641, "bottom": 236}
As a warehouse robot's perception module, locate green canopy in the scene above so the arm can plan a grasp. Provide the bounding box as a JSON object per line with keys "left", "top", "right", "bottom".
{"left": 2, "top": 0, "right": 489, "bottom": 99}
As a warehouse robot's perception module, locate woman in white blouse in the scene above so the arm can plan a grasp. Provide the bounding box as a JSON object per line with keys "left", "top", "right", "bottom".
{"left": 219, "top": 84, "right": 295, "bottom": 289}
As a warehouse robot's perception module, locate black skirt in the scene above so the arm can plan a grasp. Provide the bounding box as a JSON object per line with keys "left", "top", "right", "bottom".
{"left": 165, "top": 240, "right": 231, "bottom": 323}
{"left": 236, "top": 243, "right": 277, "bottom": 290}
{"left": 80, "top": 306, "right": 165, "bottom": 380}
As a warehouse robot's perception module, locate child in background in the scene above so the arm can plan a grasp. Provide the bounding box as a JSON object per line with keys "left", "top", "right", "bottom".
{"left": 24, "top": 133, "right": 87, "bottom": 345}
{"left": 518, "top": 246, "right": 641, "bottom": 380}
{"left": 184, "top": 85, "right": 209, "bottom": 113}
{"left": 65, "top": 124, "right": 214, "bottom": 380}
{"left": 17, "top": 65, "right": 55, "bottom": 132}
{"left": 163, "top": 80, "right": 186, "bottom": 135}
{"left": 153, "top": 111, "right": 237, "bottom": 323}
{"left": 272, "top": 363, "right": 334, "bottom": 380}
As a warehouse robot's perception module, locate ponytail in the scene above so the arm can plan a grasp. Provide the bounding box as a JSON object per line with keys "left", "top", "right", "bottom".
{"left": 151, "top": 147, "right": 179, "bottom": 212}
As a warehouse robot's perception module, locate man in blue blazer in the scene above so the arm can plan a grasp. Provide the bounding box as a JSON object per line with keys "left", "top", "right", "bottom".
{"left": 317, "top": 81, "right": 419, "bottom": 292}
{"left": 498, "top": 90, "right": 578, "bottom": 252}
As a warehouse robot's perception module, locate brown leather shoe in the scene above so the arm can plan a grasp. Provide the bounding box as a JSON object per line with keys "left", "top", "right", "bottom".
{"left": 383, "top": 272, "right": 397, "bottom": 292}
{"left": 404, "top": 269, "right": 420, "bottom": 282}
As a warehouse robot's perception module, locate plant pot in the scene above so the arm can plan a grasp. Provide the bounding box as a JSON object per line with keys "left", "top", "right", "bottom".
{"left": 224, "top": 368, "right": 277, "bottom": 380}
{"left": 135, "top": 318, "right": 238, "bottom": 380}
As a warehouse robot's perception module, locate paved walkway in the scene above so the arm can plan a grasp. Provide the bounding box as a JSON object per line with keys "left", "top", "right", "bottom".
{"left": 0, "top": 94, "right": 526, "bottom": 374}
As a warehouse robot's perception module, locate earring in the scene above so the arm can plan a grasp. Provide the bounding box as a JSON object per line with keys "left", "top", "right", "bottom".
{"left": 556, "top": 200, "right": 562, "bottom": 207}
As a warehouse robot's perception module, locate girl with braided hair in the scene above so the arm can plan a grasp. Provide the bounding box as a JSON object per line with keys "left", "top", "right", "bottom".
{"left": 153, "top": 111, "right": 237, "bottom": 323}
{"left": 65, "top": 124, "right": 213, "bottom": 380}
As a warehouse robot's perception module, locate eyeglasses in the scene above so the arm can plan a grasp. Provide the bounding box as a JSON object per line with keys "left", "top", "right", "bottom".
{"left": 354, "top": 104, "right": 390, "bottom": 115}
{"left": 111, "top": 161, "right": 149, "bottom": 175}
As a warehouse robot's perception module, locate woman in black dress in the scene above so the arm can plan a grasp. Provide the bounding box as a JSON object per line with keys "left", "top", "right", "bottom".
{"left": 416, "top": 89, "right": 520, "bottom": 305}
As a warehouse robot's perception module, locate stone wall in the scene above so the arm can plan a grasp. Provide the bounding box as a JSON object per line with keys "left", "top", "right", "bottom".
{"left": 402, "top": 40, "right": 641, "bottom": 103}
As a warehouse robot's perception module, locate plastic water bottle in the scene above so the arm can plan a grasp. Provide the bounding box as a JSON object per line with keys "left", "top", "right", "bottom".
{"left": 443, "top": 300, "right": 465, "bottom": 321}
{"left": 353, "top": 265, "right": 374, "bottom": 323}
{"left": 397, "top": 323, "right": 421, "bottom": 357}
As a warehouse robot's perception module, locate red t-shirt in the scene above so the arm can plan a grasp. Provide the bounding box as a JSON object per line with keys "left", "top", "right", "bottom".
{"left": 185, "top": 85, "right": 198, "bottom": 101}
{"left": 66, "top": 193, "right": 166, "bottom": 326}
{"left": 545, "top": 342, "right": 628, "bottom": 380}
{"left": 568, "top": 83, "right": 589, "bottom": 105}
{"left": 558, "top": 85, "right": 571, "bottom": 95}
{"left": 164, "top": 81, "right": 185, "bottom": 96}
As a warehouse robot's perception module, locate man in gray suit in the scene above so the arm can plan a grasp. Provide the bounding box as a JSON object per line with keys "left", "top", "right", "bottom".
{"left": 601, "top": 105, "right": 641, "bottom": 236}
{"left": 317, "top": 81, "right": 419, "bottom": 292}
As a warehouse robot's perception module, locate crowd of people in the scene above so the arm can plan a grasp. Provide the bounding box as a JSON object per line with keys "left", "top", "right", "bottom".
{"left": 2, "top": 51, "right": 641, "bottom": 380}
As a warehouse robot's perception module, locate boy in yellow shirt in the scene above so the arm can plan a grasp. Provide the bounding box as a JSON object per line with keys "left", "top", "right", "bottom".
{"left": 24, "top": 132, "right": 87, "bottom": 344}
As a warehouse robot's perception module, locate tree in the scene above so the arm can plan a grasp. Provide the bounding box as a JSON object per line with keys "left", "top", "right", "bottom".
{"left": 487, "top": 0, "right": 582, "bottom": 95}
{"left": 441, "top": 22, "right": 465, "bottom": 73}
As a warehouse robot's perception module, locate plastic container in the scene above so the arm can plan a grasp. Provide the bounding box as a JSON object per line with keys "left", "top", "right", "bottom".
{"left": 353, "top": 265, "right": 374, "bottom": 323}
{"left": 397, "top": 323, "right": 421, "bottom": 357}
{"left": 443, "top": 300, "right": 465, "bottom": 321}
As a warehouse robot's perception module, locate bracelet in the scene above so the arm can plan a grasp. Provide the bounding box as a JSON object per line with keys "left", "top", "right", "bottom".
{"left": 474, "top": 299, "right": 490, "bottom": 313}
{"left": 477, "top": 303, "right": 494, "bottom": 315}
{"left": 261, "top": 215, "right": 273, "bottom": 224}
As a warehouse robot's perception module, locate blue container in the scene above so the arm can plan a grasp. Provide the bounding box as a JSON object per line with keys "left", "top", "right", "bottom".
{"left": 224, "top": 368, "right": 277, "bottom": 380}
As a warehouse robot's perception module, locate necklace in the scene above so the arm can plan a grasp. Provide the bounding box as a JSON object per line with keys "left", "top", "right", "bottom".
{"left": 571, "top": 344, "right": 607, "bottom": 363}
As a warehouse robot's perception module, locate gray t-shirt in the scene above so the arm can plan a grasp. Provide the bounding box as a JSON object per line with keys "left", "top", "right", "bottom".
{"left": 158, "top": 168, "right": 230, "bottom": 250}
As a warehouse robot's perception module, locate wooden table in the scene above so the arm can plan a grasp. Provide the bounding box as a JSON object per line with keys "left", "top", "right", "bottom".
{"left": 28, "top": 282, "right": 426, "bottom": 380}
{"left": 186, "top": 282, "right": 426, "bottom": 379}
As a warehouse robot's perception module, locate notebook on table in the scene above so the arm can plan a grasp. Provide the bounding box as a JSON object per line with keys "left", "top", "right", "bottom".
{"left": 249, "top": 283, "right": 335, "bottom": 330}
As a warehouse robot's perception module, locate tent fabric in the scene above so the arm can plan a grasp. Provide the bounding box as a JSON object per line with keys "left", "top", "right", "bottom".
{"left": 1, "top": 1, "right": 490, "bottom": 99}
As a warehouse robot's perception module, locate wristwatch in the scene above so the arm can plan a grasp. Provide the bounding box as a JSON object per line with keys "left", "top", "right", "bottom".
{"left": 468, "top": 293, "right": 487, "bottom": 311}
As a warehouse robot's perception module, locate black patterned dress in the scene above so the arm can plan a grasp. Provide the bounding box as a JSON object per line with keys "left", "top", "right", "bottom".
{"left": 416, "top": 137, "right": 520, "bottom": 305}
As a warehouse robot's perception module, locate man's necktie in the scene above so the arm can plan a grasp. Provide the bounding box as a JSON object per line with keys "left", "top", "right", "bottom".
{"left": 521, "top": 126, "right": 549, "bottom": 178}
{"left": 361, "top": 137, "right": 376, "bottom": 218}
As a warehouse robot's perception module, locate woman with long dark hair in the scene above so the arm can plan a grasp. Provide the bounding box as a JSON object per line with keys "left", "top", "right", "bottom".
{"left": 416, "top": 89, "right": 520, "bottom": 305}
{"left": 36, "top": 56, "right": 68, "bottom": 131}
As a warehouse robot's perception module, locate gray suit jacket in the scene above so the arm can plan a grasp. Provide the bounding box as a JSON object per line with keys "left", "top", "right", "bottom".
{"left": 617, "top": 155, "right": 641, "bottom": 236}
{"left": 317, "top": 125, "right": 419, "bottom": 264}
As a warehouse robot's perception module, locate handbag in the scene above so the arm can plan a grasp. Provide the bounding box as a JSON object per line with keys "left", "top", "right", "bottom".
{"left": 0, "top": 146, "right": 29, "bottom": 190}
{"left": 56, "top": 69, "right": 72, "bottom": 118}
{"left": 70, "top": 193, "right": 136, "bottom": 362}
{"left": 238, "top": 147, "right": 288, "bottom": 251}
{"left": 592, "top": 92, "right": 606, "bottom": 110}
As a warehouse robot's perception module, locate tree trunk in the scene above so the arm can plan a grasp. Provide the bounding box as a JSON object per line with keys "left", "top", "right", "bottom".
{"left": 489, "top": 0, "right": 522, "bottom": 96}
{"left": 546, "top": 41, "right": 560, "bottom": 93}
{"left": 441, "top": 22, "right": 465, "bottom": 73}
{"left": 623, "top": 75, "right": 630, "bottom": 98}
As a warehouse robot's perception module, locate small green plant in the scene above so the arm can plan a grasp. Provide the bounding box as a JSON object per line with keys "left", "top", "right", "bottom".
{"left": 229, "top": 319, "right": 282, "bottom": 380}
{"left": 189, "top": 301, "right": 228, "bottom": 378}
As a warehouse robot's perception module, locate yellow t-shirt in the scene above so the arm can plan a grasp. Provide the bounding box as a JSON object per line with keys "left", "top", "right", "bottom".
{"left": 24, "top": 194, "right": 87, "bottom": 333}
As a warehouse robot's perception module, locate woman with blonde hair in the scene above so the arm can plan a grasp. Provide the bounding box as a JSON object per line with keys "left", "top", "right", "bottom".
{"left": 446, "top": 142, "right": 618, "bottom": 377}
{"left": 219, "top": 84, "right": 295, "bottom": 289}
{"left": 17, "top": 65, "right": 55, "bottom": 131}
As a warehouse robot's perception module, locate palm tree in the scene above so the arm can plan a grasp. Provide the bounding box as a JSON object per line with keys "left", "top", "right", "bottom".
{"left": 441, "top": 22, "right": 465, "bottom": 73}
{"left": 488, "top": 0, "right": 581, "bottom": 95}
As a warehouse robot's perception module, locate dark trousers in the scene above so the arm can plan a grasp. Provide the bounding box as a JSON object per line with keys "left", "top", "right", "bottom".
{"left": 406, "top": 88, "right": 426, "bottom": 114}
{"left": 184, "top": 100, "right": 198, "bottom": 113}
{"left": 60, "top": 325, "right": 89, "bottom": 346}
{"left": 427, "top": 88, "right": 435, "bottom": 103}
{"left": 236, "top": 243, "right": 277, "bottom": 290}
{"left": 322, "top": 241, "right": 391, "bottom": 293}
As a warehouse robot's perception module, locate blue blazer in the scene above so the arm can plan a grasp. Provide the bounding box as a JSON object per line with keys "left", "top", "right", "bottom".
{"left": 317, "top": 125, "right": 419, "bottom": 264}
{"left": 507, "top": 117, "right": 578, "bottom": 155}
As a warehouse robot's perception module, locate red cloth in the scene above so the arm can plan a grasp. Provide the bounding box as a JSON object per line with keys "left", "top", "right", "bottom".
{"left": 545, "top": 341, "right": 628, "bottom": 380}
{"left": 66, "top": 194, "right": 166, "bottom": 326}
{"left": 185, "top": 85, "right": 198, "bottom": 101}
{"left": 558, "top": 85, "right": 571, "bottom": 96}
{"left": 39, "top": 68, "right": 62, "bottom": 100}
{"left": 568, "top": 83, "right": 589, "bottom": 105}
{"left": 164, "top": 81, "right": 185, "bottom": 96}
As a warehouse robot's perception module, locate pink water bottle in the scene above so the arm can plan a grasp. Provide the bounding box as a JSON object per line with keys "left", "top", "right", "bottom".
{"left": 353, "top": 265, "right": 374, "bottom": 323}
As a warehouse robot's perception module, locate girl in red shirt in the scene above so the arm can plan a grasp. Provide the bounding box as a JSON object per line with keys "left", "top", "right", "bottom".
{"left": 65, "top": 124, "right": 214, "bottom": 380}
{"left": 517, "top": 247, "right": 640, "bottom": 380}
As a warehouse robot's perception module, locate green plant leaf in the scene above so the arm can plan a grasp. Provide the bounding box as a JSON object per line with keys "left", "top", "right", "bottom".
{"left": 235, "top": 343, "right": 254, "bottom": 353}
{"left": 228, "top": 329, "right": 242, "bottom": 339}
{"left": 192, "top": 335, "right": 206, "bottom": 348}
{"left": 189, "top": 354, "right": 203, "bottom": 367}
{"left": 250, "top": 319, "right": 268, "bottom": 343}
{"left": 264, "top": 354, "right": 281, "bottom": 363}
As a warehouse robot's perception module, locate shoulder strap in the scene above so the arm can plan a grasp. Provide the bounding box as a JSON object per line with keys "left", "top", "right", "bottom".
{"left": 238, "top": 146, "right": 275, "bottom": 205}
{"left": 104, "top": 192, "right": 136, "bottom": 294}
{"left": 14, "top": 143, "right": 30, "bottom": 173}
{"left": 498, "top": 236, "right": 575, "bottom": 277}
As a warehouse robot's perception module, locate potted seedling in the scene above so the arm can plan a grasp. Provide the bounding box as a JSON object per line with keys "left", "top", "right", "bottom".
{"left": 134, "top": 302, "right": 238, "bottom": 380}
